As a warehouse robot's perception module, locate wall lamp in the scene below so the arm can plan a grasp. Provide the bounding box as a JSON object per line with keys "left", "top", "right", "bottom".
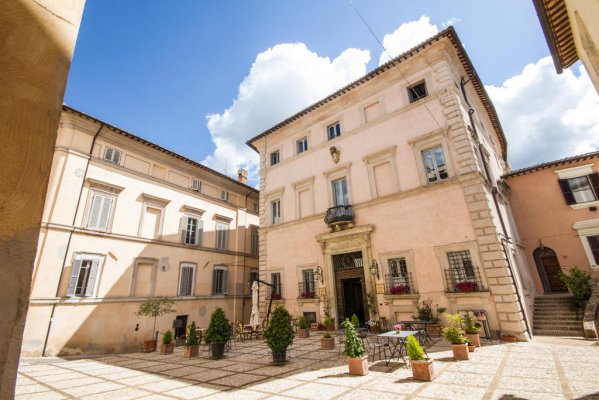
{"left": 314, "top": 265, "right": 324, "bottom": 284}
{"left": 370, "top": 260, "right": 379, "bottom": 280}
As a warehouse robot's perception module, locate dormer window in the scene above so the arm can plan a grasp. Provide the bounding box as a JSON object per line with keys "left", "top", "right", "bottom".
{"left": 103, "top": 147, "right": 121, "bottom": 164}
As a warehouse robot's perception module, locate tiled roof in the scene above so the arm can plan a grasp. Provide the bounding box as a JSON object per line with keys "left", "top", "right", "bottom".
{"left": 246, "top": 26, "right": 508, "bottom": 161}
{"left": 503, "top": 150, "right": 599, "bottom": 178}
{"left": 62, "top": 105, "right": 258, "bottom": 193}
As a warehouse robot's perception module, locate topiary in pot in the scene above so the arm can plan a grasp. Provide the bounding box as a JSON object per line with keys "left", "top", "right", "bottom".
{"left": 160, "top": 329, "right": 174, "bottom": 355}
{"left": 184, "top": 321, "right": 200, "bottom": 358}
{"left": 204, "top": 307, "right": 232, "bottom": 359}
{"left": 323, "top": 317, "right": 334, "bottom": 331}
{"left": 407, "top": 335, "right": 433, "bottom": 381}
{"left": 342, "top": 319, "right": 368, "bottom": 375}
{"left": 442, "top": 313, "right": 468, "bottom": 360}
{"left": 264, "top": 306, "right": 294, "bottom": 365}
{"left": 297, "top": 315, "right": 310, "bottom": 338}
{"left": 463, "top": 315, "right": 481, "bottom": 347}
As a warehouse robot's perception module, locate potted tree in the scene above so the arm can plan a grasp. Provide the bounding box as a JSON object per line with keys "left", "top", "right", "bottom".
{"left": 342, "top": 319, "right": 368, "bottom": 375}
{"left": 406, "top": 335, "right": 433, "bottom": 381}
{"left": 264, "top": 306, "right": 294, "bottom": 365}
{"left": 323, "top": 317, "right": 335, "bottom": 331}
{"left": 466, "top": 340, "right": 476, "bottom": 352}
{"left": 297, "top": 315, "right": 310, "bottom": 338}
{"left": 321, "top": 332, "right": 335, "bottom": 350}
{"left": 442, "top": 313, "right": 468, "bottom": 360}
{"left": 135, "top": 296, "right": 176, "bottom": 352}
{"left": 463, "top": 315, "right": 481, "bottom": 347}
{"left": 204, "top": 307, "right": 231, "bottom": 359}
{"left": 184, "top": 321, "right": 200, "bottom": 358}
{"left": 414, "top": 299, "right": 446, "bottom": 338}
{"left": 160, "top": 329, "right": 174, "bottom": 355}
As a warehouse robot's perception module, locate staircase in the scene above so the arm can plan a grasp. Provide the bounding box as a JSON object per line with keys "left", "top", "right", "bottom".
{"left": 533, "top": 295, "right": 585, "bottom": 337}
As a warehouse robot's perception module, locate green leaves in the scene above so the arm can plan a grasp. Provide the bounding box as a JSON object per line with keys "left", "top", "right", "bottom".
{"left": 558, "top": 267, "right": 592, "bottom": 300}
{"left": 135, "top": 296, "right": 176, "bottom": 318}
{"left": 406, "top": 335, "right": 425, "bottom": 360}
{"left": 264, "top": 306, "right": 294, "bottom": 351}
{"left": 204, "top": 307, "right": 232, "bottom": 344}
{"left": 342, "top": 319, "right": 365, "bottom": 358}
{"left": 162, "top": 329, "right": 173, "bottom": 344}
{"left": 186, "top": 321, "right": 199, "bottom": 347}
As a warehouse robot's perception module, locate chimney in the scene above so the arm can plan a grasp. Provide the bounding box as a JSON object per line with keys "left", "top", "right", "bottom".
{"left": 238, "top": 168, "right": 248, "bottom": 184}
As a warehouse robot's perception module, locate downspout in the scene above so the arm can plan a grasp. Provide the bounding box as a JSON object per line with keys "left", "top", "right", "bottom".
{"left": 41, "top": 122, "right": 104, "bottom": 356}
{"left": 241, "top": 189, "right": 254, "bottom": 323}
{"left": 460, "top": 77, "right": 532, "bottom": 339}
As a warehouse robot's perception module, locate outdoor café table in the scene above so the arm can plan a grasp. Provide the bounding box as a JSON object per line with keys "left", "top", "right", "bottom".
{"left": 377, "top": 330, "right": 419, "bottom": 366}
{"left": 398, "top": 320, "right": 434, "bottom": 344}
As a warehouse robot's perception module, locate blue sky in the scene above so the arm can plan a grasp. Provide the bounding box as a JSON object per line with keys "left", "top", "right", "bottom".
{"left": 65, "top": 1, "right": 599, "bottom": 184}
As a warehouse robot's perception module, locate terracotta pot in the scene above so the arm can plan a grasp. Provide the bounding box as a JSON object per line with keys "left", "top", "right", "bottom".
{"left": 426, "top": 323, "right": 441, "bottom": 338}
{"left": 347, "top": 356, "right": 369, "bottom": 376}
{"left": 468, "top": 344, "right": 476, "bottom": 352}
{"left": 411, "top": 359, "right": 434, "bottom": 381}
{"left": 184, "top": 345, "right": 199, "bottom": 358}
{"left": 142, "top": 340, "right": 156, "bottom": 353}
{"left": 450, "top": 343, "right": 469, "bottom": 360}
{"left": 298, "top": 328, "right": 310, "bottom": 338}
{"left": 321, "top": 337, "right": 335, "bottom": 350}
{"left": 466, "top": 333, "right": 481, "bottom": 347}
{"left": 160, "top": 343, "right": 174, "bottom": 355}
{"left": 500, "top": 334, "right": 517, "bottom": 343}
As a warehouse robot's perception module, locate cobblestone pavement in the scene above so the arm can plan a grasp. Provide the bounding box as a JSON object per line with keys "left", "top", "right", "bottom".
{"left": 16, "top": 334, "right": 599, "bottom": 400}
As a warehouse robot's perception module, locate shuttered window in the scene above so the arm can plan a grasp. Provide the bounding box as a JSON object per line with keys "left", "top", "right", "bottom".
{"left": 103, "top": 147, "right": 121, "bottom": 164}
{"left": 87, "top": 193, "right": 114, "bottom": 231}
{"left": 67, "top": 256, "right": 101, "bottom": 297}
{"left": 181, "top": 215, "right": 202, "bottom": 246}
{"left": 212, "top": 266, "right": 228, "bottom": 294}
{"left": 178, "top": 264, "right": 195, "bottom": 296}
{"left": 559, "top": 173, "right": 599, "bottom": 205}
{"left": 216, "top": 222, "right": 228, "bottom": 250}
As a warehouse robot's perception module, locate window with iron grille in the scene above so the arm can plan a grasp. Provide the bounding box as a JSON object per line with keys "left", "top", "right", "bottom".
{"left": 299, "top": 269, "right": 315, "bottom": 298}
{"left": 212, "top": 265, "right": 228, "bottom": 294}
{"left": 388, "top": 258, "right": 408, "bottom": 278}
{"left": 447, "top": 250, "right": 475, "bottom": 282}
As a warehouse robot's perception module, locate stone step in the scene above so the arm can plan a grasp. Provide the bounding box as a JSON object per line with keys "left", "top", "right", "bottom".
{"left": 533, "top": 330, "right": 585, "bottom": 337}
{"left": 533, "top": 319, "right": 583, "bottom": 324}
{"left": 533, "top": 323, "right": 583, "bottom": 329}
{"left": 533, "top": 312, "right": 584, "bottom": 317}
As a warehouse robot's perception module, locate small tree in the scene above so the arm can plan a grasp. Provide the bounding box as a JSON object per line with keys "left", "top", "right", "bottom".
{"left": 351, "top": 314, "right": 360, "bottom": 329}
{"left": 186, "top": 321, "right": 199, "bottom": 347}
{"left": 441, "top": 313, "right": 466, "bottom": 344}
{"left": 298, "top": 315, "right": 309, "bottom": 329}
{"left": 135, "top": 296, "right": 176, "bottom": 339}
{"left": 342, "top": 319, "right": 365, "bottom": 358}
{"left": 204, "top": 307, "right": 232, "bottom": 344}
{"left": 406, "top": 335, "right": 426, "bottom": 360}
{"left": 559, "top": 267, "right": 592, "bottom": 300}
{"left": 264, "top": 306, "right": 294, "bottom": 351}
{"left": 463, "top": 315, "right": 481, "bottom": 334}
{"left": 162, "top": 329, "right": 173, "bottom": 345}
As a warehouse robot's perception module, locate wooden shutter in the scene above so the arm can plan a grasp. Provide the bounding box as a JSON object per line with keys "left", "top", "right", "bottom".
{"left": 180, "top": 215, "right": 188, "bottom": 243}
{"left": 98, "top": 196, "right": 112, "bottom": 230}
{"left": 113, "top": 149, "right": 122, "bottom": 164}
{"left": 212, "top": 269, "right": 218, "bottom": 294}
{"left": 88, "top": 195, "right": 102, "bottom": 228}
{"left": 222, "top": 268, "right": 228, "bottom": 294}
{"left": 196, "top": 219, "right": 203, "bottom": 246}
{"left": 558, "top": 179, "right": 576, "bottom": 205}
{"left": 67, "top": 259, "right": 83, "bottom": 296}
{"left": 84, "top": 259, "right": 100, "bottom": 297}
{"left": 104, "top": 147, "right": 113, "bottom": 161}
{"left": 179, "top": 266, "right": 191, "bottom": 295}
{"left": 589, "top": 172, "right": 599, "bottom": 200}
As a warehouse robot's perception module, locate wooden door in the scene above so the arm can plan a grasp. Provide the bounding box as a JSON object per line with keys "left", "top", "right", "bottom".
{"left": 533, "top": 247, "right": 567, "bottom": 293}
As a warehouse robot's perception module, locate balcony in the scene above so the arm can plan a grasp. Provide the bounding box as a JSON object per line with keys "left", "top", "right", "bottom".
{"left": 297, "top": 282, "right": 317, "bottom": 299}
{"left": 444, "top": 267, "right": 486, "bottom": 293}
{"left": 384, "top": 273, "right": 417, "bottom": 295}
{"left": 324, "top": 205, "right": 355, "bottom": 232}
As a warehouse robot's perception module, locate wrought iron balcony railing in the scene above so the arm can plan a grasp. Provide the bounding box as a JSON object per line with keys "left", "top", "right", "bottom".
{"left": 444, "top": 266, "right": 486, "bottom": 293}
{"left": 297, "top": 282, "right": 317, "bottom": 299}
{"left": 268, "top": 286, "right": 283, "bottom": 300}
{"left": 324, "top": 205, "right": 355, "bottom": 231}
{"left": 384, "top": 273, "right": 416, "bottom": 295}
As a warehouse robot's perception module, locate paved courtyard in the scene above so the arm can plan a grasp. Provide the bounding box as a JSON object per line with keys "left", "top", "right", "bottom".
{"left": 16, "top": 333, "right": 599, "bottom": 400}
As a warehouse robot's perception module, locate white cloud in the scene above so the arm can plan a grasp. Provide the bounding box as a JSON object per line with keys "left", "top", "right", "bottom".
{"left": 442, "top": 17, "right": 461, "bottom": 28}
{"left": 486, "top": 57, "right": 599, "bottom": 170}
{"left": 378, "top": 15, "right": 439, "bottom": 65}
{"left": 203, "top": 43, "right": 370, "bottom": 183}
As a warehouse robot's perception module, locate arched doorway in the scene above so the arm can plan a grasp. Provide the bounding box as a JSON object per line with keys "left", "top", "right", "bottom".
{"left": 533, "top": 247, "right": 567, "bottom": 293}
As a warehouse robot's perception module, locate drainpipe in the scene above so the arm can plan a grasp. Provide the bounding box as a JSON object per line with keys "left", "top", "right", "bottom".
{"left": 41, "top": 122, "right": 104, "bottom": 356}
{"left": 460, "top": 77, "right": 532, "bottom": 339}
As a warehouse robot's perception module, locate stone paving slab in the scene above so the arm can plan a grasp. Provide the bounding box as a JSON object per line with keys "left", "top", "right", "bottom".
{"left": 17, "top": 334, "right": 599, "bottom": 399}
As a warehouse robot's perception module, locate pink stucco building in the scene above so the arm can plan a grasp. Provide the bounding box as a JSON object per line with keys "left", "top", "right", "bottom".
{"left": 247, "top": 27, "right": 533, "bottom": 340}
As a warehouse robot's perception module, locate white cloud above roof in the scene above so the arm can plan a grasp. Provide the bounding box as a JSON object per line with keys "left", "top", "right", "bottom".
{"left": 486, "top": 57, "right": 599, "bottom": 170}
{"left": 378, "top": 15, "right": 439, "bottom": 66}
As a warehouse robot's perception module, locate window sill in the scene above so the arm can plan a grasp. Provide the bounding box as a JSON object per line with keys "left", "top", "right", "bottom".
{"left": 383, "top": 293, "right": 420, "bottom": 300}
{"left": 570, "top": 200, "right": 599, "bottom": 210}
{"left": 445, "top": 291, "right": 490, "bottom": 303}
{"left": 297, "top": 298, "right": 319, "bottom": 304}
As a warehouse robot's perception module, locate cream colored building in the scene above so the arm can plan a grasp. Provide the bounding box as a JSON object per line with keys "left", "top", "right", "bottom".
{"left": 22, "top": 106, "right": 259, "bottom": 356}
{"left": 248, "top": 27, "right": 534, "bottom": 340}
{"left": 534, "top": 0, "right": 599, "bottom": 92}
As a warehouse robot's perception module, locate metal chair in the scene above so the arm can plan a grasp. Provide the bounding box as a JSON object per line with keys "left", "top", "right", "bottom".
{"left": 368, "top": 335, "right": 390, "bottom": 362}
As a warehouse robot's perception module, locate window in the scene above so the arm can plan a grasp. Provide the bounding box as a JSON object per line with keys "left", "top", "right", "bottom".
{"left": 250, "top": 269, "right": 259, "bottom": 285}
{"left": 271, "top": 272, "right": 281, "bottom": 298}
{"left": 559, "top": 173, "right": 599, "bottom": 205}
{"left": 408, "top": 81, "right": 427, "bottom": 103}
{"left": 301, "top": 269, "right": 315, "bottom": 297}
{"left": 67, "top": 256, "right": 102, "bottom": 297}
{"left": 332, "top": 177, "right": 349, "bottom": 206}
{"left": 191, "top": 179, "right": 202, "bottom": 192}
{"left": 103, "top": 147, "right": 121, "bottom": 164}
{"left": 252, "top": 201, "right": 259, "bottom": 212}
{"left": 181, "top": 215, "right": 202, "bottom": 246}
{"left": 327, "top": 122, "right": 341, "bottom": 140}
{"left": 139, "top": 205, "right": 163, "bottom": 239}
{"left": 251, "top": 229, "right": 259, "bottom": 256}
{"left": 588, "top": 236, "right": 599, "bottom": 264}
{"left": 447, "top": 250, "right": 475, "bottom": 282}
{"left": 388, "top": 258, "right": 408, "bottom": 278}
{"left": 271, "top": 199, "right": 281, "bottom": 225}
{"left": 297, "top": 137, "right": 308, "bottom": 154}
{"left": 178, "top": 263, "right": 195, "bottom": 296}
{"left": 216, "top": 221, "right": 229, "bottom": 250}
{"left": 87, "top": 192, "right": 114, "bottom": 231}
{"left": 422, "top": 146, "right": 448, "bottom": 183}
{"left": 212, "top": 266, "right": 228, "bottom": 294}
{"left": 270, "top": 150, "right": 280, "bottom": 166}
{"left": 220, "top": 190, "right": 229, "bottom": 202}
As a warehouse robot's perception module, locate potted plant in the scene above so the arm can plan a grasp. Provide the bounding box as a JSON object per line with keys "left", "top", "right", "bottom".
{"left": 321, "top": 332, "right": 335, "bottom": 350}
{"left": 264, "top": 306, "right": 294, "bottom": 365}
{"left": 135, "top": 296, "right": 176, "bottom": 352}
{"left": 204, "top": 307, "right": 231, "bottom": 359}
{"left": 342, "top": 319, "right": 368, "bottom": 375}
{"left": 390, "top": 285, "right": 409, "bottom": 294}
{"left": 323, "top": 317, "right": 334, "bottom": 331}
{"left": 463, "top": 315, "right": 481, "bottom": 347}
{"left": 441, "top": 313, "right": 468, "bottom": 360}
{"left": 414, "top": 299, "right": 446, "bottom": 338}
{"left": 297, "top": 315, "right": 310, "bottom": 338}
{"left": 466, "top": 340, "right": 476, "bottom": 352}
{"left": 184, "top": 321, "right": 200, "bottom": 358}
{"left": 160, "top": 329, "right": 174, "bottom": 355}
{"left": 406, "top": 335, "right": 433, "bottom": 381}
{"left": 558, "top": 266, "right": 592, "bottom": 307}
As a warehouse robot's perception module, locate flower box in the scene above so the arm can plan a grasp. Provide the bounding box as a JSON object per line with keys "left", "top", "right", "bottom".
{"left": 389, "top": 285, "right": 409, "bottom": 295}
{"left": 455, "top": 281, "right": 477, "bottom": 292}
